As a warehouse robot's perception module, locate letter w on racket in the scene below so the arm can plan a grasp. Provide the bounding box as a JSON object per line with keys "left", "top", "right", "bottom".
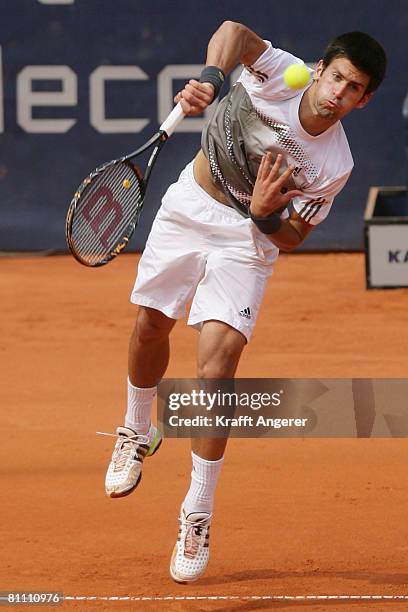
{"left": 82, "top": 186, "right": 123, "bottom": 249}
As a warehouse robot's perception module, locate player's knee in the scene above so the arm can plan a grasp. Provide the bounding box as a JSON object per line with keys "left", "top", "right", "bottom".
{"left": 197, "top": 363, "right": 220, "bottom": 379}
{"left": 133, "top": 306, "right": 174, "bottom": 345}
{"left": 197, "top": 352, "right": 239, "bottom": 379}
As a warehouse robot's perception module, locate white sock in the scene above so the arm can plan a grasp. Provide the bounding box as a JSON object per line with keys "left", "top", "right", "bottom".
{"left": 183, "top": 451, "right": 224, "bottom": 516}
{"left": 124, "top": 377, "right": 156, "bottom": 435}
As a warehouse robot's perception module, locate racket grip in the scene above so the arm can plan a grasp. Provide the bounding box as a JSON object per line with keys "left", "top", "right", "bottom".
{"left": 160, "top": 103, "right": 185, "bottom": 137}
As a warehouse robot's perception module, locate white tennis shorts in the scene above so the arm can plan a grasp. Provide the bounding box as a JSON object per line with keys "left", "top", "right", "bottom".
{"left": 131, "top": 161, "right": 279, "bottom": 341}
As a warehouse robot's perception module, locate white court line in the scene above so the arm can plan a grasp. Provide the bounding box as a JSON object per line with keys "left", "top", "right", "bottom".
{"left": 63, "top": 594, "right": 408, "bottom": 602}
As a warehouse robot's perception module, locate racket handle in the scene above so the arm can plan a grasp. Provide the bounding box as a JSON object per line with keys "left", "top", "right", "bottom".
{"left": 160, "top": 103, "right": 185, "bottom": 137}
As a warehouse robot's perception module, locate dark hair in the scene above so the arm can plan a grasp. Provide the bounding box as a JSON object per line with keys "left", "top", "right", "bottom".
{"left": 322, "top": 32, "right": 387, "bottom": 94}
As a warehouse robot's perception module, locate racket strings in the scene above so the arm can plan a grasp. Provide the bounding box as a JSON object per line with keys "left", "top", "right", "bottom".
{"left": 70, "top": 163, "right": 143, "bottom": 266}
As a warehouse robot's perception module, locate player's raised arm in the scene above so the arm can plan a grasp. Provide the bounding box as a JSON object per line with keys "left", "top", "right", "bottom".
{"left": 204, "top": 20, "right": 267, "bottom": 74}
{"left": 174, "top": 21, "right": 267, "bottom": 115}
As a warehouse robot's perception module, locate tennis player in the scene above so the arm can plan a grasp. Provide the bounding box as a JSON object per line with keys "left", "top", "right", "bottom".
{"left": 102, "top": 21, "right": 386, "bottom": 582}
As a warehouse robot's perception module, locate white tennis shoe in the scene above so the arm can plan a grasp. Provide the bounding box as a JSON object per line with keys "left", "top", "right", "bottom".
{"left": 100, "top": 424, "right": 162, "bottom": 498}
{"left": 170, "top": 506, "right": 212, "bottom": 583}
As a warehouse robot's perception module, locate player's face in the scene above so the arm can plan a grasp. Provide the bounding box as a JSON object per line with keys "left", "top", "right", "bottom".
{"left": 312, "top": 57, "right": 372, "bottom": 121}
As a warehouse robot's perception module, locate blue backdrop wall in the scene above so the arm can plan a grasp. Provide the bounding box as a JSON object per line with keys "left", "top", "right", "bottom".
{"left": 0, "top": 0, "right": 407, "bottom": 252}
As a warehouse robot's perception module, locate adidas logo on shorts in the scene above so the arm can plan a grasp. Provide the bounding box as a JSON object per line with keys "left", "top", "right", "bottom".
{"left": 239, "top": 307, "right": 251, "bottom": 319}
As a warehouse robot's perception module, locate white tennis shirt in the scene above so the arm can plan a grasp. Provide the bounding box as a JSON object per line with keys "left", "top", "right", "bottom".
{"left": 236, "top": 41, "right": 354, "bottom": 225}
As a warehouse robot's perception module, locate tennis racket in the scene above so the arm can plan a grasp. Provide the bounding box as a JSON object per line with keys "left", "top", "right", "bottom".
{"left": 65, "top": 103, "right": 185, "bottom": 267}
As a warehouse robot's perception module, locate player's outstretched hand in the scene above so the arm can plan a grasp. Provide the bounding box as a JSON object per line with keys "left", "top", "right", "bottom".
{"left": 174, "top": 80, "right": 215, "bottom": 116}
{"left": 251, "top": 152, "right": 304, "bottom": 217}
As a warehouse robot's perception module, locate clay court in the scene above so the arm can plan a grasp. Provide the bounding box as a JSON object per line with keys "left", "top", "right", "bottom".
{"left": 1, "top": 252, "right": 408, "bottom": 610}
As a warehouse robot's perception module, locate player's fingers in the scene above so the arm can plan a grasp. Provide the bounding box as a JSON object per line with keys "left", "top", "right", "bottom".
{"left": 267, "top": 153, "right": 283, "bottom": 185}
{"left": 178, "top": 98, "right": 209, "bottom": 117}
{"left": 281, "top": 189, "right": 304, "bottom": 205}
{"left": 184, "top": 86, "right": 208, "bottom": 102}
{"left": 273, "top": 165, "right": 297, "bottom": 191}
{"left": 279, "top": 163, "right": 296, "bottom": 182}
{"left": 182, "top": 82, "right": 214, "bottom": 110}
{"left": 261, "top": 152, "right": 273, "bottom": 180}
{"left": 257, "top": 154, "right": 266, "bottom": 179}
{"left": 176, "top": 82, "right": 210, "bottom": 114}
{"left": 181, "top": 87, "right": 209, "bottom": 110}
{"left": 186, "top": 80, "right": 215, "bottom": 102}
{"left": 178, "top": 97, "right": 192, "bottom": 115}
{"left": 267, "top": 153, "right": 283, "bottom": 181}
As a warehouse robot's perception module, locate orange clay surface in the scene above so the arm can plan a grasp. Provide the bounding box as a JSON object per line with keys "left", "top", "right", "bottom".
{"left": 1, "top": 252, "right": 408, "bottom": 611}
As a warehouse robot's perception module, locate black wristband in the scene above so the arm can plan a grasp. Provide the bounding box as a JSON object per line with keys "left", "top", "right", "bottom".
{"left": 250, "top": 210, "right": 282, "bottom": 234}
{"left": 199, "top": 66, "right": 226, "bottom": 100}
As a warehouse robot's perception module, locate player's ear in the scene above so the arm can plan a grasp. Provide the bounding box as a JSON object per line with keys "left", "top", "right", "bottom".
{"left": 356, "top": 91, "right": 373, "bottom": 109}
{"left": 313, "top": 59, "right": 325, "bottom": 80}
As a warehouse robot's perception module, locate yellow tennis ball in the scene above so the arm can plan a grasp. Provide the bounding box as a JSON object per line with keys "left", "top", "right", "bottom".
{"left": 284, "top": 63, "right": 310, "bottom": 89}
{"left": 122, "top": 179, "right": 131, "bottom": 189}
